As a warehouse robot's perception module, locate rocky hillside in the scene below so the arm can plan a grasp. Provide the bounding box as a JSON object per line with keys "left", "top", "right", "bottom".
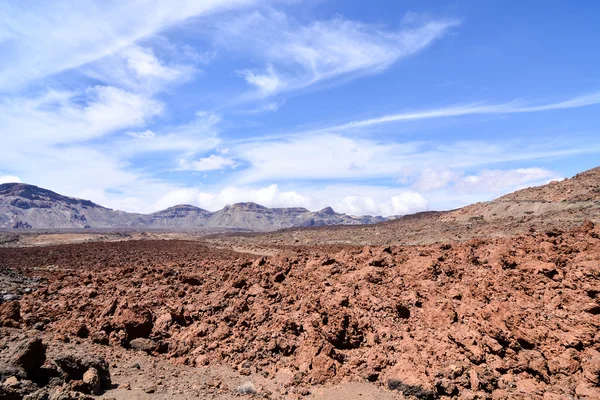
{"left": 0, "top": 183, "right": 134, "bottom": 229}
{"left": 439, "top": 166, "right": 600, "bottom": 224}
{"left": 0, "top": 183, "right": 385, "bottom": 231}
{"left": 499, "top": 166, "right": 600, "bottom": 202}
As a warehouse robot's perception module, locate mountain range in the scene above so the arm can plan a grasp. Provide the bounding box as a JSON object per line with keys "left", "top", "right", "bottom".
{"left": 0, "top": 183, "right": 387, "bottom": 231}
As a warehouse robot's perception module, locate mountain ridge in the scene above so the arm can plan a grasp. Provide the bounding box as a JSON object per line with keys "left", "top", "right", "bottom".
{"left": 0, "top": 182, "right": 386, "bottom": 231}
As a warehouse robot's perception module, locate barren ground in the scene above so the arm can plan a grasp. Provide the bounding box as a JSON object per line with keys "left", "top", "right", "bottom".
{"left": 1, "top": 170, "right": 600, "bottom": 399}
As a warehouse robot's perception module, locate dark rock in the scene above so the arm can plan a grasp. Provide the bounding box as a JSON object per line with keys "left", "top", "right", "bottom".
{"left": 12, "top": 337, "right": 46, "bottom": 376}
{"left": 395, "top": 303, "right": 411, "bottom": 319}
{"left": 128, "top": 338, "right": 156, "bottom": 353}
{"left": 53, "top": 354, "right": 110, "bottom": 390}
{"left": 388, "top": 379, "right": 434, "bottom": 399}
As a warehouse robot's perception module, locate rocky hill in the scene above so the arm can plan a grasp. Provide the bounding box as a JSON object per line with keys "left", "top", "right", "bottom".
{"left": 0, "top": 183, "right": 386, "bottom": 231}
{"left": 0, "top": 183, "right": 134, "bottom": 229}
{"left": 441, "top": 166, "right": 600, "bottom": 224}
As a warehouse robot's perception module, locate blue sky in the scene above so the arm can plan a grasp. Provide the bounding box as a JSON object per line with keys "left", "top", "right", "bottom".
{"left": 0, "top": 0, "right": 599, "bottom": 216}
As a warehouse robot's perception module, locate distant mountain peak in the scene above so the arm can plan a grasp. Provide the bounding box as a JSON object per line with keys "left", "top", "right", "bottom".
{"left": 155, "top": 204, "right": 208, "bottom": 213}
{"left": 318, "top": 206, "right": 335, "bottom": 215}
{"left": 227, "top": 202, "right": 267, "bottom": 211}
{"left": 0, "top": 182, "right": 104, "bottom": 209}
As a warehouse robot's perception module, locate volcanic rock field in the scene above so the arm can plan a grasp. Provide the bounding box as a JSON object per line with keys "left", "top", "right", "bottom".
{"left": 0, "top": 168, "right": 599, "bottom": 399}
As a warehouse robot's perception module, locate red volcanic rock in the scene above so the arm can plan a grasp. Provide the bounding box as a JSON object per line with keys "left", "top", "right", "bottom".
{"left": 2, "top": 228, "right": 599, "bottom": 398}
{"left": 0, "top": 301, "right": 21, "bottom": 327}
{"left": 112, "top": 309, "right": 153, "bottom": 342}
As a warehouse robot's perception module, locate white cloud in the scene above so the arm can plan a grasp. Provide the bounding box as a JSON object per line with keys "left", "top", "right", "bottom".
{"left": 311, "top": 92, "right": 600, "bottom": 133}
{"left": 240, "top": 101, "right": 285, "bottom": 114}
{"left": 84, "top": 45, "right": 195, "bottom": 92}
{"left": 153, "top": 183, "right": 428, "bottom": 216}
{"left": 456, "top": 168, "right": 559, "bottom": 194}
{"left": 127, "top": 130, "right": 156, "bottom": 139}
{"left": 0, "top": 86, "right": 163, "bottom": 147}
{"left": 0, "top": 0, "right": 256, "bottom": 91}
{"left": 210, "top": 10, "right": 459, "bottom": 96}
{"left": 233, "top": 134, "right": 420, "bottom": 183}
{"left": 230, "top": 133, "right": 597, "bottom": 185}
{"left": 0, "top": 175, "right": 21, "bottom": 184}
{"left": 238, "top": 65, "right": 283, "bottom": 94}
{"left": 336, "top": 191, "right": 428, "bottom": 216}
{"left": 125, "top": 46, "right": 179, "bottom": 79}
{"left": 179, "top": 154, "right": 237, "bottom": 171}
{"left": 154, "top": 184, "right": 312, "bottom": 211}
{"left": 114, "top": 111, "right": 222, "bottom": 157}
{"left": 411, "top": 168, "right": 459, "bottom": 191}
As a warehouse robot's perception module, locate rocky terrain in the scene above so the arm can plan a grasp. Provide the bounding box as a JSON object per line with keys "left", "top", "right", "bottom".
{"left": 0, "top": 166, "right": 599, "bottom": 399}
{"left": 1, "top": 223, "right": 599, "bottom": 399}
{"left": 0, "top": 183, "right": 386, "bottom": 231}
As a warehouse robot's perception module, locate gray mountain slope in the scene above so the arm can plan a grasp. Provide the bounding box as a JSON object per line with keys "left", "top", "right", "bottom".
{"left": 0, "top": 183, "right": 386, "bottom": 231}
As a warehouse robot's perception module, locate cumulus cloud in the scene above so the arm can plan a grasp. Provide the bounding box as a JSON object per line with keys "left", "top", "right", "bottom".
{"left": 411, "top": 168, "right": 459, "bottom": 191}
{"left": 154, "top": 184, "right": 312, "bottom": 211}
{"left": 456, "top": 168, "right": 559, "bottom": 194}
{"left": 335, "top": 191, "right": 428, "bottom": 216}
{"left": 0, "top": 175, "right": 21, "bottom": 184}
{"left": 153, "top": 184, "right": 429, "bottom": 216}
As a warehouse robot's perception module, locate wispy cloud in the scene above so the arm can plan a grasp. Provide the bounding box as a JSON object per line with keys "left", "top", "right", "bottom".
{"left": 229, "top": 133, "right": 600, "bottom": 184}
{"left": 237, "top": 65, "right": 284, "bottom": 94}
{"left": 208, "top": 9, "right": 460, "bottom": 97}
{"left": 0, "top": 0, "right": 256, "bottom": 91}
{"left": 113, "top": 111, "right": 223, "bottom": 157}
{"left": 178, "top": 154, "right": 237, "bottom": 171}
{"left": 83, "top": 45, "right": 196, "bottom": 93}
{"left": 0, "top": 86, "right": 163, "bottom": 147}
{"left": 315, "top": 92, "right": 600, "bottom": 133}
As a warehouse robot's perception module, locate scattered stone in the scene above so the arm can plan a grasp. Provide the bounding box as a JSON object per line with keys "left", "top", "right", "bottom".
{"left": 82, "top": 368, "right": 100, "bottom": 395}
{"left": 143, "top": 385, "right": 157, "bottom": 394}
{"left": 128, "top": 338, "right": 156, "bottom": 353}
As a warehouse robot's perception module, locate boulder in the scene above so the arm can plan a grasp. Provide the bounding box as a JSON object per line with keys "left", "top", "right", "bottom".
{"left": 82, "top": 368, "right": 100, "bottom": 395}
{"left": 53, "top": 354, "right": 110, "bottom": 390}
{"left": 12, "top": 337, "right": 46, "bottom": 376}
{"left": 0, "top": 301, "right": 21, "bottom": 326}
{"left": 112, "top": 309, "right": 153, "bottom": 341}
{"left": 129, "top": 338, "right": 157, "bottom": 353}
